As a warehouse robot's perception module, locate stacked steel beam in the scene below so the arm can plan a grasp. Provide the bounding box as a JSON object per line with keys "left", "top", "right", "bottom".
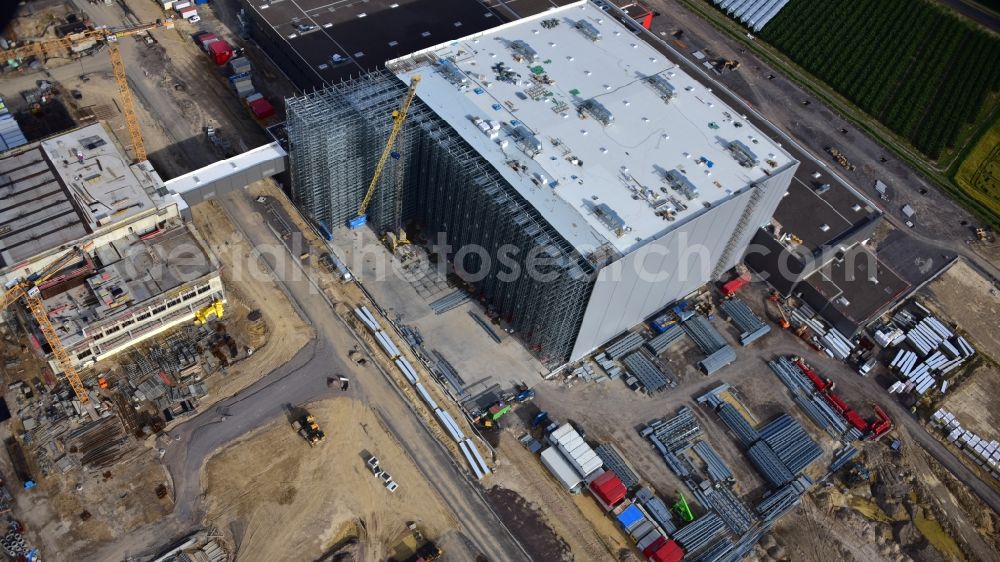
{"left": 716, "top": 403, "right": 760, "bottom": 447}
{"left": 622, "top": 351, "right": 671, "bottom": 392}
{"left": 645, "top": 325, "right": 686, "bottom": 355}
{"left": 595, "top": 443, "right": 641, "bottom": 489}
{"left": 693, "top": 441, "right": 734, "bottom": 483}
{"left": 704, "top": 486, "right": 755, "bottom": 534}
{"left": 672, "top": 512, "right": 727, "bottom": 553}
{"left": 759, "top": 414, "right": 822, "bottom": 474}
{"left": 755, "top": 475, "right": 813, "bottom": 523}
{"left": 429, "top": 291, "right": 470, "bottom": 314}
{"left": 606, "top": 331, "right": 647, "bottom": 359}
{"left": 719, "top": 298, "right": 770, "bottom": 346}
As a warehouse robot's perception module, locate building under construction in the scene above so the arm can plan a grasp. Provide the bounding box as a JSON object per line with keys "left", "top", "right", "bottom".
{"left": 0, "top": 123, "right": 224, "bottom": 372}
{"left": 286, "top": 1, "right": 798, "bottom": 365}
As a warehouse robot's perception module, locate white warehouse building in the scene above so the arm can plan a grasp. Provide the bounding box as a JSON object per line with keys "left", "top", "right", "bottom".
{"left": 286, "top": 0, "right": 798, "bottom": 366}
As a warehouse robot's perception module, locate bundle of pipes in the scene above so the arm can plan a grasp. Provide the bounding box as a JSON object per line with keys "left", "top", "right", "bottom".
{"left": 672, "top": 511, "right": 726, "bottom": 553}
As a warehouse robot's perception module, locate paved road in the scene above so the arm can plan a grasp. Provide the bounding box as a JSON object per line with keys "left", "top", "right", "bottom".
{"left": 643, "top": 1, "right": 1000, "bottom": 284}
{"left": 83, "top": 192, "right": 531, "bottom": 561}
{"left": 938, "top": 0, "right": 1000, "bottom": 32}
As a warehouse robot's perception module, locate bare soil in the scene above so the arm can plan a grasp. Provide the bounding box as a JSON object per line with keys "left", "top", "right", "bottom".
{"left": 11, "top": 447, "right": 171, "bottom": 558}
{"left": 202, "top": 397, "right": 456, "bottom": 562}
{"left": 921, "top": 259, "right": 1000, "bottom": 362}
{"left": 190, "top": 201, "right": 313, "bottom": 405}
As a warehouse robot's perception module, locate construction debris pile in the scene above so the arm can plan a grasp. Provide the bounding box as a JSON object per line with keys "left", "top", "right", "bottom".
{"left": 148, "top": 530, "right": 230, "bottom": 562}
{"left": 7, "top": 319, "right": 250, "bottom": 477}
{"left": 931, "top": 408, "right": 1000, "bottom": 482}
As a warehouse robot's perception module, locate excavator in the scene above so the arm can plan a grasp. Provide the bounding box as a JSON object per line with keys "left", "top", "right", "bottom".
{"left": 1, "top": 243, "right": 95, "bottom": 404}
{"left": 1, "top": 18, "right": 176, "bottom": 162}
{"left": 193, "top": 300, "right": 224, "bottom": 325}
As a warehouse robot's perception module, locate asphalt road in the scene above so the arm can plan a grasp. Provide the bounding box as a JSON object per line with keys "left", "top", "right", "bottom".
{"left": 642, "top": 0, "right": 1000, "bottom": 284}
{"left": 939, "top": 0, "right": 1000, "bottom": 32}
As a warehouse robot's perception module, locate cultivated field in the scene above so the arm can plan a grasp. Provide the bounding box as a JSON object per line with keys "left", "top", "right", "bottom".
{"left": 760, "top": 0, "right": 1000, "bottom": 161}
{"left": 954, "top": 117, "right": 1000, "bottom": 219}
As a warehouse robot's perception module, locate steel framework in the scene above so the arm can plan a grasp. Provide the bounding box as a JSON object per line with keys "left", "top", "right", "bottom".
{"left": 286, "top": 71, "right": 595, "bottom": 365}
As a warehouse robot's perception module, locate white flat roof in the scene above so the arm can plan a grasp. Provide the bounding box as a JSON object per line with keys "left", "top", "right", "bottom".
{"left": 390, "top": 0, "right": 793, "bottom": 254}
{"left": 39, "top": 123, "right": 160, "bottom": 231}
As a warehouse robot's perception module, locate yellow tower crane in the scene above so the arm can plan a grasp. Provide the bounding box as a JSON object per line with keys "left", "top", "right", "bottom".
{"left": 347, "top": 75, "right": 421, "bottom": 230}
{"left": 2, "top": 243, "right": 95, "bottom": 404}
{"left": 2, "top": 19, "right": 175, "bottom": 162}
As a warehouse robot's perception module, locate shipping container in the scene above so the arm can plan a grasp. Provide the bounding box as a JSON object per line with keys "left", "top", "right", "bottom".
{"left": 179, "top": 6, "right": 197, "bottom": 19}
{"left": 540, "top": 447, "right": 583, "bottom": 492}
{"left": 249, "top": 98, "right": 275, "bottom": 120}
{"left": 208, "top": 40, "right": 234, "bottom": 65}
{"left": 174, "top": 0, "right": 192, "bottom": 10}
{"left": 195, "top": 32, "right": 219, "bottom": 51}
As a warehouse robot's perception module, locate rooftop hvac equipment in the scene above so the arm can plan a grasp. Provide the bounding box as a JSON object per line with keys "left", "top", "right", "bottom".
{"left": 645, "top": 75, "right": 676, "bottom": 102}
{"left": 728, "top": 140, "right": 759, "bottom": 168}
{"left": 581, "top": 98, "right": 614, "bottom": 126}
{"left": 436, "top": 59, "right": 468, "bottom": 85}
{"left": 575, "top": 20, "right": 602, "bottom": 41}
{"left": 509, "top": 39, "right": 539, "bottom": 62}
{"left": 593, "top": 203, "right": 626, "bottom": 236}
{"left": 664, "top": 169, "right": 699, "bottom": 200}
{"left": 512, "top": 124, "right": 543, "bottom": 156}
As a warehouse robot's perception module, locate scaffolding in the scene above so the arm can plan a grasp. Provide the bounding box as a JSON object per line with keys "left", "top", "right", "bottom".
{"left": 285, "top": 70, "right": 596, "bottom": 365}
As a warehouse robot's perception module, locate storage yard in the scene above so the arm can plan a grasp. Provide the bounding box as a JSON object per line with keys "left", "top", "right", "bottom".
{"left": 0, "top": 0, "right": 998, "bottom": 561}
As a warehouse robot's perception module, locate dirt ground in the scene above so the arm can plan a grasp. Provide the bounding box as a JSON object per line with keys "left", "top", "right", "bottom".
{"left": 489, "top": 432, "right": 631, "bottom": 561}
{"left": 201, "top": 397, "right": 456, "bottom": 562}
{"left": 10, "top": 446, "right": 172, "bottom": 558}
{"left": 921, "top": 259, "right": 1000, "bottom": 362}
{"left": 189, "top": 200, "right": 313, "bottom": 404}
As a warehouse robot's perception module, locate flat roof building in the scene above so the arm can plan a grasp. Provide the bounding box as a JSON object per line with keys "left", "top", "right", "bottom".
{"left": 0, "top": 123, "right": 224, "bottom": 372}
{"left": 286, "top": 1, "right": 797, "bottom": 365}
{"left": 241, "top": 0, "right": 510, "bottom": 90}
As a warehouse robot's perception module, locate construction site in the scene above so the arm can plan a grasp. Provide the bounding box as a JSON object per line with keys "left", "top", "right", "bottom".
{"left": 0, "top": 0, "right": 996, "bottom": 561}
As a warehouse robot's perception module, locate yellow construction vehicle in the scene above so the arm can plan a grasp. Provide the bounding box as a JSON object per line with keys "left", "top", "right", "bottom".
{"left": 381, "top": 230, "right": 411, "bottom": 253}
{"left": 193, "top": 299, "right": 224, "bottom": 325}
{"left": 292, "top": 414, "right": 325, "bottom": 446}
{"left": 975, "top": 227, "right": 988, "bottom": 241}
{"left": 2, "top": 19, "right": 175, "bottom": 162}
{"left": 348, "top": 75, "right": 421, "bottom": 229}
{"left": 1, "top": 243, "right": 95, "bottom": 404}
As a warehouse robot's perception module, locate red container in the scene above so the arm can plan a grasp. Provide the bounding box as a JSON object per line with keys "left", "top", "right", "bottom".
{"left": 648, "top": 540, "right": 684, "bottom": 562}
{"left": 195, "top": 32, "right": 218, "bottom": 51}
{"left": 589, "top": 471, "right": 626, "bottom": 507}
{"left": 208, "top": 40, "right": 234, "bottom": 65}
{"left": 248, "top": 98, "right": 275, "bottom": 120}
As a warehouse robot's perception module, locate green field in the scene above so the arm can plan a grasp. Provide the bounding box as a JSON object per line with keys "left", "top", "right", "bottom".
{"left": 760, "top": 0, "right": 1000, "bottom": 161}
{"left": 955, "top": 117, "right": 1000, "bottom": 218}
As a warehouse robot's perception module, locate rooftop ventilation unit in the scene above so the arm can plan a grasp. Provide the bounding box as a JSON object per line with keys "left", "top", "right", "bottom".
{"left": 509, "top": 40, "right": 539, "bottom": 63}
{"left": 575, "top": 20, "right": 602, "bottom": 41}
{"left": 728, "top": 140, "right": 759, "bottom": 168}
{"left": 435, "top": 59, "right": 468, "bottom": 85}
{"left": 581, "top": 98, "right": 614, "bottom": 126}
{"left": 512, "top": 124, "right": 543, "bottom": 156}
{"left": 593, "top": 203, "right": 626, "bottom": 236}
{"left": 645, "top": 75, "right": 676, "bottom": 102}
{"left": 664, "top": 169, "right": 699, "bottom": 200}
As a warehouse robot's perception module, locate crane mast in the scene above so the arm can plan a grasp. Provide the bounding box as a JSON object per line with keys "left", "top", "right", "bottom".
{"left": 348, "top": 75, "right": 421, "bottom": 229}
{"left": 0, "top": 19, "right": 173, "bottom": 162}
{"left": 2, "top": 244, "right": 95, "bottom": 404}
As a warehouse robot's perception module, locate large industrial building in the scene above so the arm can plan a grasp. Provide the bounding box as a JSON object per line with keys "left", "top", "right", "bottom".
{"left": 285, "top": 0, "right": 798, "bottom": 366}
{"left": 0, "top": 123, "right": 225, "bottom": 372}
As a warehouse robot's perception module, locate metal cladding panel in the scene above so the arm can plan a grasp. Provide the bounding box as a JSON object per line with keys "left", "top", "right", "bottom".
{"left": 570, "top": 178, "right": 788, "bottom": 360}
